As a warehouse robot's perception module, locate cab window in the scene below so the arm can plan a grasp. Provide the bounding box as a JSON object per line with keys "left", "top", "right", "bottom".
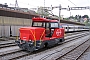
{"left": 32, "top": 22, "right": 45, "bottom": 27}
{"left": 50, "top": 22, "right": 59, "bottom": 28}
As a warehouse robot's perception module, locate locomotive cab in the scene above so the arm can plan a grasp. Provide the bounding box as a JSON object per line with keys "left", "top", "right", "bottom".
{"left": 16, "top": 17, "right": 64, "bottom": 52}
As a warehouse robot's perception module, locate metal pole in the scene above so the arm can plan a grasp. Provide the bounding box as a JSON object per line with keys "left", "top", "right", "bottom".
{"left": 51, "top": 5, "right": 53, "bottom": 14}
{"left": 59, "top": 4, "right": 61, "bottom": 23}
{"left": 43, "top": 0, "right": 45, "bottom": 17}
{"left": 70, "top": 11, "right": 71, "bottom": 17}
{"left": 15, "top": 0, "right": 19, "bottom": 10}
{"left": 44, "top": 0, "right": 45, "bottom": 7}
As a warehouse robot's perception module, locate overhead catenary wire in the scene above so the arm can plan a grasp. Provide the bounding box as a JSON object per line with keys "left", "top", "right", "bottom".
{"left": 68, "top": 0, "right": 76, "bottom": 6}
{"left": 56, "top": 0, "right": 68, "bottom": 6}
{"left": 17, "top": 1, "right": 38, "bottom": 8}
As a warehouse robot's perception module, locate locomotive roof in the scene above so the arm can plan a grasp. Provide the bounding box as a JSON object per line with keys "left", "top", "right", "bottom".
{"left": 32, "top": 17, "right": 58, "bottom": 22}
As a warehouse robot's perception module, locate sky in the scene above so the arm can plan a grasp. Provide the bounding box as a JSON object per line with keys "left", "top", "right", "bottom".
{"left": 0, "top": 0, "right": 90, "bottom": 18}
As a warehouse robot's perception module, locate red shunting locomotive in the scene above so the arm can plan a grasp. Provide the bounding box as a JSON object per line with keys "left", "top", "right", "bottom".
{"left": 16, "top": 17, "right": 65, "bottom": 52}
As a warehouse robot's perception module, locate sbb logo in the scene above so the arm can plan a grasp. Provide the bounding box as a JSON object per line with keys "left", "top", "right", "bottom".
{"left": 56, "top": 30, "right": 61, "bottom": 36}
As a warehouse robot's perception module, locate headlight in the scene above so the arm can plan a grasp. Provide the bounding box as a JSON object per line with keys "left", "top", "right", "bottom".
{"left": 18, "top": 37, "right": 20, "bottom": 39}
{"left": 29, "top": 40, "right": 32, "bottom": 41}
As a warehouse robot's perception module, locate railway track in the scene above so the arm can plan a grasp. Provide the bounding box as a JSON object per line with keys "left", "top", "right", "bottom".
{"left": 0, "top": 32, "right": 89, "bottom": 49}
{"left": 64, "top": 32, "right": 89, "bottom": 40}
{"left": 0, "top": 32, "right": 76, "bottom": 48}
{"left": 0, "top": 43, "right": 16, "bottom": 48}
{"left": 0, "top": 31, "right": 88, "bottom": 42}
{"left": 0, "top": 31, "right": 86, "bottom": 50}
{"left": 0, "top": 31, "right": 87, "bottom": 41}
{"left": 0, "top": 32, "right": 89, "bottom": 60}
{"left": 64, "top": 31, "right": 87, "bottom": 37}
{"left": 78, "top": 46, "right": 90, "bottom": 60}
{"left": 0, "top": 40, "right": 15, "bottom": 48}
{"left": 28, "top": 35, "right": 90, "bottom": 60}
{"left": 56, "top": 39, "right": 90, "bottom": 60}
{"left": 0, "top": 37, "right": 15, "bottom": 41}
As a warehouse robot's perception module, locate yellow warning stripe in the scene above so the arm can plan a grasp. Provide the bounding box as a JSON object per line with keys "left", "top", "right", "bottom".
{"left": 30, "top": 29, "right": 45, "bottom": 46}
{"left": 30, "top": 29, "right": 36, "bottom": 46}
{"left": 40, "top": 30, "right": 45, "bottom": 41}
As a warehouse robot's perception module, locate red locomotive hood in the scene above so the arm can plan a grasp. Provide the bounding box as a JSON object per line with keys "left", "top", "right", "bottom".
{"left": 19, "top": 27, "right": 45, "bottom": 41}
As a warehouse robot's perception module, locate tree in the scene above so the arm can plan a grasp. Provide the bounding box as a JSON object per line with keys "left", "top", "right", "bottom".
{"left": 79, "top": 15, "right": 81, "bottom": 19}
{"left": 36, "top": 7, "right": 50, "bottom": 16}
{"left": 82, "top": 15, "right": 89, "bottom": 18}
{"left": 75, "top": 15, "right": 77, "bottom": 19}
{"left": 69, "top": 15, "right": 74, "bottom": 19}
{"left": 74, "top": 15, "right": 81, "bottom": 22}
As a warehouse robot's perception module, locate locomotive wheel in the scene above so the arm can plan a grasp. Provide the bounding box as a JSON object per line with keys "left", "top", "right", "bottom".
{"left": 44, "top": 43, "right": 48, "bottom": 48}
